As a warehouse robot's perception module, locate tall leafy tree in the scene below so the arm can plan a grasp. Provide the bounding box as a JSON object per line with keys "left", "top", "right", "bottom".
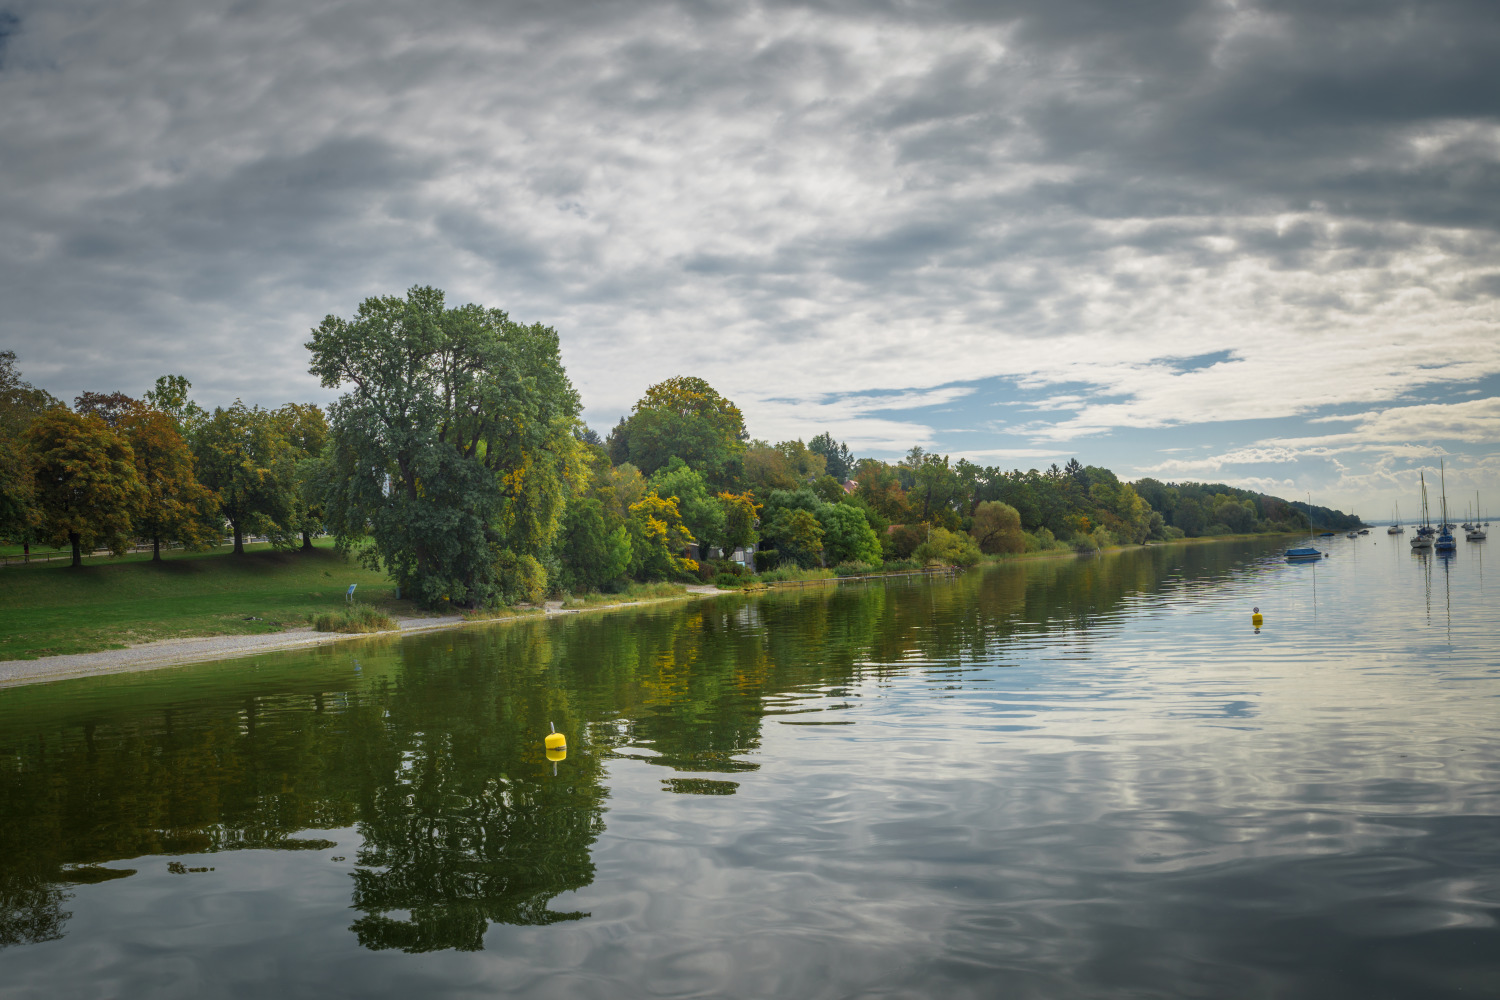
{"left": 1, "top": 352, "right": 61, "bottom": 543}
{"left": 272, "top": 403, "right": 330, "bottom": 551}
{"left": 807, "top": 432, "right": 854, "bottom": 481}
{"left": 717, "top": 491, "right": 760, "bottom": 558}
{"left": 627, "top": 492, "right": 696, "bottom": 579}
{"left": 23, "top": 410, "right": 146, "bottom": 567}
{"left": 649, "top": 458, "right": 725, "bottom": 556}
{"left": 193, "top": 400, "right": 293, "bottom": 555}
{"left": 307, "top": 285, "right": 581, "bottom": 606}
{"left": 970, "top": 500, "right": 1024, "bottom": 554}
{"left": 610, "top": 376, "right": 746, "bottom": 484}
{"left": 143, "top": 375, "right": 210, "bottom": 439}
{"left": 72, "top": 391, "right": 140, "bottom": 429}
{"left": 118, "top": 407, "right": 218, "bottom": 560}
{"left": 555, "top": 497, "right": 632, "bottom": 593}
{"left": 817, "top": 502, "right": 882, "bottom": 565}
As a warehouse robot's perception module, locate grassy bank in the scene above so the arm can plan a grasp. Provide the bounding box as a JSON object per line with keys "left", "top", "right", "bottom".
{"left": 0, "top": 540, "right": 411, "bottom": 660}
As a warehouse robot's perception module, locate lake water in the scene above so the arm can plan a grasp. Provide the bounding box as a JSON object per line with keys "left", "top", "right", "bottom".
{"left": 1, "top": 537, "right": 1496, "bottom": 999}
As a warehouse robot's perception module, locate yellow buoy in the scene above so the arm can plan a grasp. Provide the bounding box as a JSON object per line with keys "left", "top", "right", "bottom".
{"left": 1252, "top": 606, "right": 1263, "bottom": 628}
{"left": 546, "top": 747, "right": 567, "bottom": 762}
{"left": 545, "top": 722, "right": 565, "bottom": 751}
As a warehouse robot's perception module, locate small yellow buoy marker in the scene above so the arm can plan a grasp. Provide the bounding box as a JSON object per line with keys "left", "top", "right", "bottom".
{"left": 1252, "top": 606, "right": 1263, "bottom": 631}
{"left": 544, "top": 722, "right": 566, "bottom": 751}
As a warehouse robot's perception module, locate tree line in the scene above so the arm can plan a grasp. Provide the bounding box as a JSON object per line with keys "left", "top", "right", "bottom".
{"left": 0, "top": 285, "right": 1357, "bottom": 604}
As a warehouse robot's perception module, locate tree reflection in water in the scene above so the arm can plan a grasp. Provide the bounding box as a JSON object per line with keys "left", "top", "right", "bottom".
{"left": 0, "top": 543, "right": 1260, "bottom": 953}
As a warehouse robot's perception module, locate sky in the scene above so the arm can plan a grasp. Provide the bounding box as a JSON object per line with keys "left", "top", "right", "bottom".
{"left": 2, "top": 0, "right": 1498, "bottom": 519}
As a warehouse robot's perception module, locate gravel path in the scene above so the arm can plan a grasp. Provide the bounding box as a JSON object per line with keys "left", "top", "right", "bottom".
{"left": 0, "top": 615, "right": 467, "bottom": 689}
{"left": 0, "top": 586, "right": 734, "bottom": 689}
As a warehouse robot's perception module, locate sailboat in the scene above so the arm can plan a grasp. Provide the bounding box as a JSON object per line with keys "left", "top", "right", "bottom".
{"left": 1286, "top": 492, "right": 1326, "bottom": 561}
{"left": 1468, "top": 491, "right": 1488, "bottom": 541}
{"left": 1411, "top": 474, "right": 1434, "bottom": 550}
{"left": 1435, "top": 461, "right": 1457, "bottom": 554}
{"left": 1387, "top": 501, "right": 1404, "bottom": 534}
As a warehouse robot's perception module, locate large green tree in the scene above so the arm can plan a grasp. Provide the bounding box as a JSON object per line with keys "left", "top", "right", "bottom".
{"left": 307, "top": 285, "right": 581, "bottom": 606}
{"left": 608, "top": 377, "right": 746, "bottom": 484}
{"left": 193, "top": 401, "right": 294, "bottom": 555}
{"left": 1, "top": 352, "right": 61, "bottom": 543}
{"left": 272, "top": 403, "right": 330, "bottom": 551}
{"left": 23, "top": 410, "right": 146, "bottom": 567}
{"left": 970, "top": 500, "right": 1024, "bottom": 554}
{"left": 649, "top": 458, "right": 725, "bottom": 556}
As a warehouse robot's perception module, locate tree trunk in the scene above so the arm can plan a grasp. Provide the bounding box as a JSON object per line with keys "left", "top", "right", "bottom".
{"left": 301, "top": 530, "right": 313, "bottom": 552}
{"left": 152, "top": 536, "right": 162, "bottom": 561}
{"left": 69, "top": 532, "right": 82, "bottom": 568}
{"left": 233, "top": 524, "right": 244, "bottom": 555}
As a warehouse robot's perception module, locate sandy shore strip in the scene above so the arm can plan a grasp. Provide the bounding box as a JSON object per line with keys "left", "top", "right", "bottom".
{"left": 0, "top": 585, "right": 733, "bottom": 689}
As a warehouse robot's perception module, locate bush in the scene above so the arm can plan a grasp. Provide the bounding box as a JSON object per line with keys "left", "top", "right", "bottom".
{"left": 1164, "top": 525, "right": 1186, "bottom": 540}
{"left": 714, "top": 572, "right": 744, "bottom": 589}
{"left": 833, "top": 561, "right": 877, "bottom": 576}
{"left": 879, "top": 558, "right": 919, "bottom": 572}
{"left": 756, "top": 565, "right": 835, "bottom": 584}
{"left": 912, "top": 527, "right": 982, "bottom": 567}
{"left": 313, "top": 602, "right": 396, "bottom": 633}
{"left": 1023, "top": 528, "right": 1070, "bottom": 553}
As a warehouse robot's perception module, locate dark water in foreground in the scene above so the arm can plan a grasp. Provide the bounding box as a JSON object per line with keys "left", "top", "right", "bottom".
{"left": 0, "top": 537, "right": 1497, "bottom": 999}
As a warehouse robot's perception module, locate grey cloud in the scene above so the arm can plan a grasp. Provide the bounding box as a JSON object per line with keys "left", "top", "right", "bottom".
{"left": 0, "top": 0, "right": 1497, "bottom": 471}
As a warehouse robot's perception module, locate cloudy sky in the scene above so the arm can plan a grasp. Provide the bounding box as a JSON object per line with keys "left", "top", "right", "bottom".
{"left": 3, "top": 0, "right": 1498, "bottom": 517}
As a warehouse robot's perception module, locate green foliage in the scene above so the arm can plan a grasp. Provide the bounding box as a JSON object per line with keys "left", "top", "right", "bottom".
{"left": 560, "top": 581, "right": 687, "bottom": 607}
{"left": 1, "top": 352, "right": 62, "bottom": 541}
{"left": 818, "top": 501, "right": 882, "bottom": 565}
{"left": 627, "top": 491, "right": 696, "bottom": 579}
{"left": 807, "top": 432, "right": 854, "bottom": 481}
{"left": 313, "top": 602, "right": 396, "bottom": 633}
{"left": 308, "top": 285, "right": 580, "bottom": 607}
{"left": 649, "top": 458, "right": 725, "bottom": 554}
{"left": 192, "top": 400, "right": 294, "bottom": 554}
{"left": 833, "top": 560, "right": 877, "bottom": 576}
{"left": 755, "top": 564, "right": 835, "bottom": 583}
{"left": 887, "top": 524, "right": 926, "bottom": 559}
{"left": 812, "top": 475, "right": 847, "bottom": 504}
{"left": 609, "top": 376, "right": 746, "bottom": 484}
{"left": 762, "top": 507, "right": 824, "bottom": 568}
{"left": 143, "top": 375, "right": 209, "bottom": 438}
{"left": 970, "top": 500, "right": 1024, "bottom": 554}
{"left": 556, "top": 498, "right": 632, "bottom": 593}
{"left": 23, "top": 410, "right": 147, "bottom": 567}
{"left": 717, "top": 490, "right": 760, "bottom": 555}
{"left": 913, "top": 526, "right": 981, "bottom": 567}
{"left": 118, "top": 407, "right": 218, "bottom": 559}
{"left": 1023, "top": 527, "right": 1069, "bottom": 553}
{"left": 494, "top": 550, "right": 548, "bottom": 605}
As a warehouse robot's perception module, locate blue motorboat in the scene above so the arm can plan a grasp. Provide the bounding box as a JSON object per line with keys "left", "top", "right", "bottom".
{"left": 1286, "top": 547, "right": 1323, "bottom": 562}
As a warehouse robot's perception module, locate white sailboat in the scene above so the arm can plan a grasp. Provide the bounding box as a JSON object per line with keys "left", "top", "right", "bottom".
{"left": 1468, "top": 491, "right": 1487, "bottom": 541}
{"left": 1387, "top": 501, "right": 1403, "bottom": 534}
{"left": 1411, "top": 474, "right": 1434, "bottom": 550}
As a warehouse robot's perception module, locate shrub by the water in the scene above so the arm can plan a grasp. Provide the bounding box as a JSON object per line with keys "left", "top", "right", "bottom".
{"left": 833, "top": 561, "right": 877, "bottom": 576}
{"left": 756, "top": 565, "right": 835, "bottom": 583}
{"left": 313, "top": 602, "right": 396, "bottom": 633}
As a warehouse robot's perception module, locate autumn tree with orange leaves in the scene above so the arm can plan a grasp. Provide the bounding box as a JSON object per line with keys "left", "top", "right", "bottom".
{"left": 23, "top": 410, "right": 146, "bottom": 567}
{"left": 118, "top": 407, "right": 218, "bottom": 560}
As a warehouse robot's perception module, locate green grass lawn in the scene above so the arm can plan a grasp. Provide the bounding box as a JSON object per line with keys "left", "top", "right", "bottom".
{"left": 0, "top": 540, "right": 419, "bottom": 660}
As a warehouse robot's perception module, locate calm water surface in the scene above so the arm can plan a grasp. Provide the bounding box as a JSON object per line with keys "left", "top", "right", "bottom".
{"left": 1, "top": 537, "right": 1497, "bottom": 998}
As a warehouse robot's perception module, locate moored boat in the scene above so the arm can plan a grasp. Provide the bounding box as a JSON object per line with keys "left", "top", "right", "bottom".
{"left": 1436, "top": 461, "right": 1456, "bottom": 554}
{"left": 1285, "top": 546, "right": 1323, "bottom": 562}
